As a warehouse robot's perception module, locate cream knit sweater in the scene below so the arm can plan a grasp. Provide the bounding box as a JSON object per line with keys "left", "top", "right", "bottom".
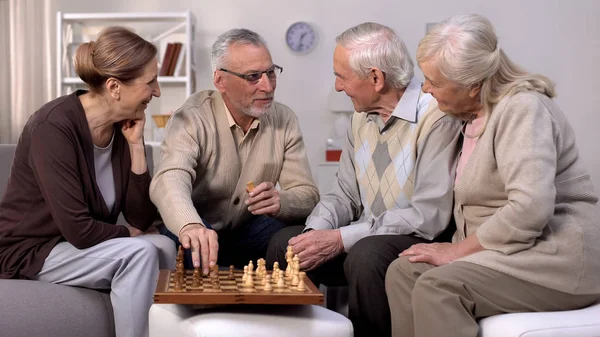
{"left": 150, "top": 90, "right": 319, "bottom": 235}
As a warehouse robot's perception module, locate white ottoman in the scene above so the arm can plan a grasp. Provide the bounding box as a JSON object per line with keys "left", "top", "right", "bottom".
{"left": 149, "top": 304, "right": 354, "bottom": 337}
{"left": 478, "top": 303, "right": 600, "bottom": 337}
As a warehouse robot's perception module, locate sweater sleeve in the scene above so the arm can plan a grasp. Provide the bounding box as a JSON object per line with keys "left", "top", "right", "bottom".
{"left": 276, "top": 111, "right": 320, "bottom": 222}
{"left": 476, "top": 94, "right": 558, "bottom": 254}
{"left": 305, "top": 114, "right": 363, "bottom": 234}
{"left": 150, "top": 109, "right": 204, "bottom": 236}
{"left": 122, "top": 167, "right": 156, "bottom": 231}
{"left": 29, "top": 122, "right": 129, "bottom": 249}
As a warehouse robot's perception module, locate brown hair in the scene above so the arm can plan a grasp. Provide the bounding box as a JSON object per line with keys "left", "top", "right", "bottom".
{"left": 73, "top": 26, "right": 157, "bottom": 92}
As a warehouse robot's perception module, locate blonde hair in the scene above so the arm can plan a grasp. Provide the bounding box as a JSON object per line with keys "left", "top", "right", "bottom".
{"left": 336, "top": 22, "right": 413, "bottom": 89}
{"left": 74, "top": 27, "right": 157, "bottom": 92}
{"left": 417, "top": 14, "right": 555, "bottom": 121}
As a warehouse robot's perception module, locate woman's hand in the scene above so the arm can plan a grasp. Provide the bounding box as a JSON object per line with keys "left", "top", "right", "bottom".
{"left": 120, "top": 117, "right": 146, "bottom": 146}
{"left": 400, "top": 242, "right": 461, "bottom": 266}
{"left": 401, "top": 234, "right": 485, "bottom": 266}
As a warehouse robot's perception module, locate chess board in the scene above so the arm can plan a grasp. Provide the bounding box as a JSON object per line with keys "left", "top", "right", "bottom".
{"left": 154, "top": 269, "right": 324, "bottom": 305}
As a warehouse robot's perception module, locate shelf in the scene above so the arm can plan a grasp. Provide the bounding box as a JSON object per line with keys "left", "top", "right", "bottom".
{"left": 61, "top": 12, "right": 192, "bottom": 22}
{"left": 62, "top": 77, "right": 188, "bottom": 85}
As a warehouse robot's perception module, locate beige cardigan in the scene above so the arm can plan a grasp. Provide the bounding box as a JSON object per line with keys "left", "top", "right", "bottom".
{"left": 454, "top": 91, "right": 600, "bottom": 295}
{"left": 150, "top": 90, "right": 319, "bottom": 235}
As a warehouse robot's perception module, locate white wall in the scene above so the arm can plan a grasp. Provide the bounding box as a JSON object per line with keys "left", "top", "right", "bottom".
{"left": 51, "top": 0, "right": 600, "bottom": 188}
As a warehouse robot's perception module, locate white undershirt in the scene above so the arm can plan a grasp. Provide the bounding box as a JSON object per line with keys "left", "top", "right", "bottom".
{"left": 93, "top": 133, "right": 116, "bottom": 212}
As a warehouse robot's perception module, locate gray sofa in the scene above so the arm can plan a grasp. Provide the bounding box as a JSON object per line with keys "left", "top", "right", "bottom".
{"left": 0, "top": 143, "right": 155, "bottom": 337}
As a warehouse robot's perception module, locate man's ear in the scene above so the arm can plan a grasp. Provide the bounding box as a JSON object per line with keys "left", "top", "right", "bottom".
{"left": 469, "top": 81, "right": 482, "bottom": 98}
{"left": 106, "top": 78, "right": 121, "bottom": 100}
{"left": 370, "top": 67, "right": 385, "bottom": 92}
{"left": 213, "top": 70, "right": 226, "bottom": 94}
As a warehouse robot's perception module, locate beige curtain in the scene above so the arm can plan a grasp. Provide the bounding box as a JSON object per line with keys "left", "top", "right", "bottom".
{"left": 0, "top": 0, "right": 11, "bottom": 143}
{"left": 8, "top": 0, "right": 53, "bottom": 142}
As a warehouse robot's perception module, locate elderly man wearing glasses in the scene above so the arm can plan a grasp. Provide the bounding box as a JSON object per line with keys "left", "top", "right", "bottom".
{"left": 150, "top": 28, "right": 319, "bottom": 274}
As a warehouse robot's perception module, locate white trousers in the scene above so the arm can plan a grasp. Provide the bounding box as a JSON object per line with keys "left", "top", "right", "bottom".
{"left": 32, "top": 234, "right": 176, "bottom": 337}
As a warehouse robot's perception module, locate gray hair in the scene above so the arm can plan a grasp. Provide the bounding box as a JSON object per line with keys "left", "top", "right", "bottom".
{"left": 417, "top": 14, "right": 555, "bottom": 119}
{"left": 336, "top": 22, "right": 414, "bottom": 89}
{"left": 211, "top": 28, "right": 267, "bottom": 71}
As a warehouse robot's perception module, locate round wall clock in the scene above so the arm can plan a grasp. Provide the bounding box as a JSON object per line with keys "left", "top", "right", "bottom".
{"left": 285, "top": 21, "right": 317, "bottom": 54}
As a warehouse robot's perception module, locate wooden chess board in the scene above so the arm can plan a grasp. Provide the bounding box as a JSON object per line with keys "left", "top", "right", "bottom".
{"left": 154, "top": 269, "right": 324, "bottom": 305}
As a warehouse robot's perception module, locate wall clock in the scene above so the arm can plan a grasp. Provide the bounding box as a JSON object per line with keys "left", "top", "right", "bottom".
{"left": 285, "top": 21, "right": 317, "bottom": 54}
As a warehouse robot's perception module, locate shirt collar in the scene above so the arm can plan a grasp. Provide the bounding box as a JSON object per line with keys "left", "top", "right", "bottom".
{"left": 224, "top": 102, "right": 260, "bottom": 129}
{"left": 389, "top": 76, "right": 423, "bottom": 123}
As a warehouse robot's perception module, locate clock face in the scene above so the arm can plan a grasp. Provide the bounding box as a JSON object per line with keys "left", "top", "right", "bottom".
{"left": 285, "top": 22, "right": 317, "bottom": 53}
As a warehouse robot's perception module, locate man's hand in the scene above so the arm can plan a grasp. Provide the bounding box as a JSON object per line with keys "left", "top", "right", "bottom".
{"left": 288, "top": 229, "right": 344, "bottom": 271}
{"left": 246, "top": 182, "right": 280, "bottom": 217}
{"left": 179, "top": 223, "right": 219, "bottom": 275}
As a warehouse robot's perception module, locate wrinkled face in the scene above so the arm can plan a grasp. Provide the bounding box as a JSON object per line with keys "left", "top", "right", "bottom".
{"left": 215, "top": 43, "right": 276, "bottom": 118}
{"left": 333, "top": 45, "right": 377, "bottom": 113}
{"left": 117, "top": 58, "right": 161, "bottom": 119}
{"left": 419, "top": 59, "right": 480, "bottom": 119}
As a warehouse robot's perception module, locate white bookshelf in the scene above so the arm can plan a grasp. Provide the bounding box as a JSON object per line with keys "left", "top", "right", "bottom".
{"left": 56, "top": 11, "right": 197, "bottom": 141}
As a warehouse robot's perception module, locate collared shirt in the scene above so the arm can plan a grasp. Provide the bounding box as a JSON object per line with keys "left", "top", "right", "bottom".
{"left": 224, "top": 102, "right": 260, "bottom": 168}
{"left": 305, "top": 77, "right": 462, "bottom": 251}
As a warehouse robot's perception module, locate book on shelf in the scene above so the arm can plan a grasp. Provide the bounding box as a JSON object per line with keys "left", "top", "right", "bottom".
{"left": 159, "top": 42, "right": 183, "bottom": 76}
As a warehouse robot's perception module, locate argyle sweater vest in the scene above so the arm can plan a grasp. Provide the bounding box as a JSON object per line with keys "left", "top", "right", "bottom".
{"left": 352, "top": 95, "right": 437, "bottom": 219}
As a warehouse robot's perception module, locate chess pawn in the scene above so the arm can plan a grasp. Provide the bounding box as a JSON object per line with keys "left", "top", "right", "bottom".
{"left": 296, "top": 272, "right": 307, "bottom": 292}
{"left": 264, "top": 275, "right": 273, "bottom": 291}
{"left": 276, "top": 272, "right": 285, "bottom": 289}
{"left": 248, "top": 261, "right": 254, "bottom": 275}
{"left": 228, "top": 265, "right": 235, "bottom": 280}
{"left": 291, "top": 270, "right": 300, "bottom": 286}
{"left": 192, "top": 268, "right": 202, "bottom": 286}
{"left": 174, "top": 277, "right": 183, "bottom": 291}
{"left": 242, "top": 266, "right": 248, "bottom": 282}
{"left": 273, "top": 261, "right": 279, "bottom": 272}
{"left": 244, "top": 272, "right": 254, "bottom": 287}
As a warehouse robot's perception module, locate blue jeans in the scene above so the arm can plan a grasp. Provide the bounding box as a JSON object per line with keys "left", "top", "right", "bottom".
{"left": 158, "top": 215, "right": 287, "bottom": 269}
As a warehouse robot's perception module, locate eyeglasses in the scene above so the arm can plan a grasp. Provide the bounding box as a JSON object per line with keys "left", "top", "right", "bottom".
{"left": 219, "top": 65, "right": 283, "bottom": 83}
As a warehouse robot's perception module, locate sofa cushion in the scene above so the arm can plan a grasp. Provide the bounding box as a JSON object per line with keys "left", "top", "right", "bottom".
{"left": 478, "top": 302, "right": 600, "bottom": 337}
{"left": 0, "top": 279, "right": 114, "bottom": 337}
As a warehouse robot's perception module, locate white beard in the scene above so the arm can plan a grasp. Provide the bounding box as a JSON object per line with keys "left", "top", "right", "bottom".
{"left": 243, "top": 101, "right": 273, "bottom": 118}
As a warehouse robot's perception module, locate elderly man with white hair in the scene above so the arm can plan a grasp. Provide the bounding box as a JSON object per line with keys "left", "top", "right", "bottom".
{"left": 386, "top": 14, "right": 600, "bottom": 337}
{"left": 266, "top": 22, "right": 461, "bottom": 337}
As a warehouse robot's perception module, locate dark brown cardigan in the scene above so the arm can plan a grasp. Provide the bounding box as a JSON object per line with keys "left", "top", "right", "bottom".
{"left": 0, "top": 90, "right": 156, "bottom": 279}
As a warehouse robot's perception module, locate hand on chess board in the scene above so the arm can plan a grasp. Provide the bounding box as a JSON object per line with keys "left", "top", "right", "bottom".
{"left": 288, "top": 229, "right": 344, "bottom": 271}
{"left": 179, "top": 223, "right": 219, "bottom": 274}
{"left": 245, "top": 181, "right": 281, "bottom": 217}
